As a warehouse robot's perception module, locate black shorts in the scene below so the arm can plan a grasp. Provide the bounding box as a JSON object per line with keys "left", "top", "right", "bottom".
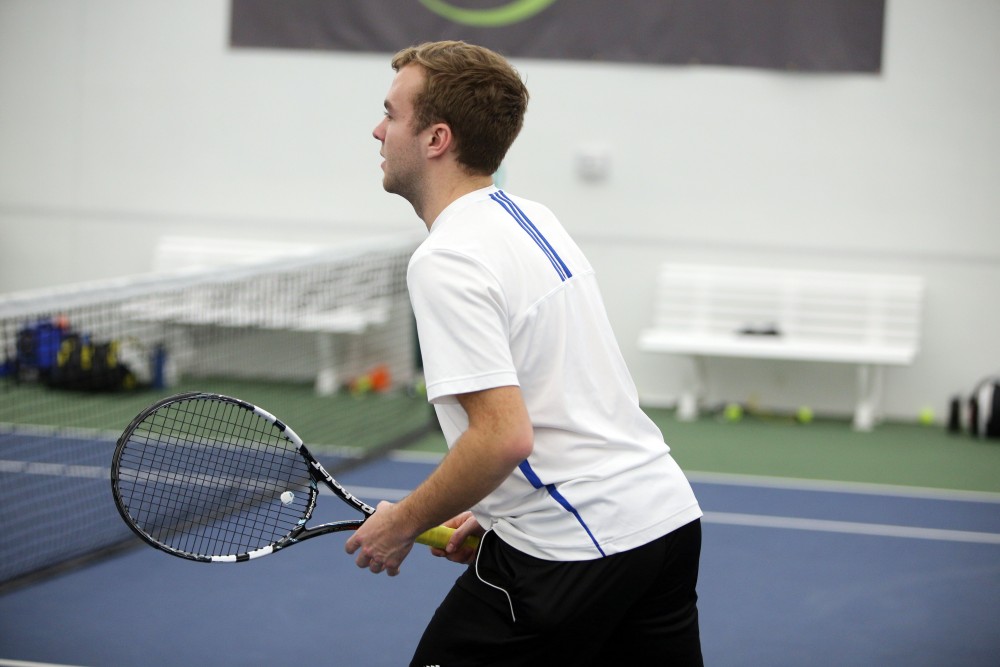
{"left": 410, "top": 519, "right": 703, "bottom": 667}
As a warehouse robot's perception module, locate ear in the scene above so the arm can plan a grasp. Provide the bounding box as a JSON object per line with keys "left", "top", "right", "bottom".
{"left": 425, "top": 123, "right": 454, "bottom": 159}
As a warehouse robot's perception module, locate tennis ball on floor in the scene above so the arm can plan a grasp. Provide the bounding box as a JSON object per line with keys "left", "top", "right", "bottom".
{"left": 350, "top": 374, "right": 373, "bottom": 395}
{"left": 796, "top": 406, "right": 814, "bottom": 424}
{"left": 723, "top": 403, "right": 743, "bottom": 422}
{"left": 918, "top": 407, "right": 935, "bottom": 426}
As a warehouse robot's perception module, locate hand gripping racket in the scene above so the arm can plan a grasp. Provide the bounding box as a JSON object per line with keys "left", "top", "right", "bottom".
{"left": 111, "top": 392, "right": 474, "bottom": 563}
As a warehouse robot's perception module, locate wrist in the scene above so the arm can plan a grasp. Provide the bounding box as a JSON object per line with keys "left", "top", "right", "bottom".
{"left": 392, "top": 499, "right": 428, "bottom": 542}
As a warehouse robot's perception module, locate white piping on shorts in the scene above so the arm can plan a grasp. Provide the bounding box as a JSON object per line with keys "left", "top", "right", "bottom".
{"left": 475, "top": 530, "right": 516, "bottom": 623}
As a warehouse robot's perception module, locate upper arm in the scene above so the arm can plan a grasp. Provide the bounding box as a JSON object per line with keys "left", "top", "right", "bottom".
{"left": 455, "top": 385, "right": 534, "bottom": 466}
{"left": 409, "top": 250, "right": 517, "bottom": 402}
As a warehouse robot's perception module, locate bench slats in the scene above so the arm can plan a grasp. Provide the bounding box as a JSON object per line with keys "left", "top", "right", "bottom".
{"left": 638, "top": 263, "right": 925, "bottom": 430}
{"left": 644, "top": 264, "right": 923, "bottom": 362}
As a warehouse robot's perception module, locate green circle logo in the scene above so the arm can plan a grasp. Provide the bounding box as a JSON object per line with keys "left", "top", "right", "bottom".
{"left": 419, "top": 0, "right": 557, "bottom": 27}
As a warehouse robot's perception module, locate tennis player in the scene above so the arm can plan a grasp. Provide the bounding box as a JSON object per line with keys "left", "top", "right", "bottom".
{"left": 345, "top": 40, "right": 704, "bottom": 666}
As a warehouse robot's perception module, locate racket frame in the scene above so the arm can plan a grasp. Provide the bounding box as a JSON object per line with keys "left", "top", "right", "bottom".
{"left": 112, "top": 392, "right": 375, "bottom": 563}
{"left": 111, "top": 392, "right": 472, "bottom": 563}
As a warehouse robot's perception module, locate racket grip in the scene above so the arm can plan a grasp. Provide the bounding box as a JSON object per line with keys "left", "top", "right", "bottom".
{"left": 415, "top": 525, "right": 481, "bottom": 550}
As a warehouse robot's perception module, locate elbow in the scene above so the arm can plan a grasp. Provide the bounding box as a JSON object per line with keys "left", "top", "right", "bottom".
{"left": 503, "top": 420, "right": 533, "bottom": 467}
{"left": 511, "top": 426, "right": 534, "bottom": 464}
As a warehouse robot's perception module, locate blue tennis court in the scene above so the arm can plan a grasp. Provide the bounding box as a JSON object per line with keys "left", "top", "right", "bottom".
{"left": 1, "top": 453, "right": 998, "bottom": 666}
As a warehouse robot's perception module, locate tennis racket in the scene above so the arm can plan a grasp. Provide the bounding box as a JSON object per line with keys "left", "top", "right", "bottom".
{"left": 111, "top": 391, "right": 475, "bottom": 563}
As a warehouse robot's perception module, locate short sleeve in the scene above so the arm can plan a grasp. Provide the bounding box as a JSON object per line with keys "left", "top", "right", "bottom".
{"left": 407, "top": 249, "right": 519, "bottom": 403}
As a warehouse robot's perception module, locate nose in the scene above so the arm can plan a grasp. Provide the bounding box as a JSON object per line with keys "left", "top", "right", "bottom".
{"left": 373, "top": 118, "right": 386, "bottom": 142}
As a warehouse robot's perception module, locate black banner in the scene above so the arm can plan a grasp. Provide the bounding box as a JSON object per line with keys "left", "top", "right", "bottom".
{"left": 230, "top": 0, "right": 885, "bottom": 73}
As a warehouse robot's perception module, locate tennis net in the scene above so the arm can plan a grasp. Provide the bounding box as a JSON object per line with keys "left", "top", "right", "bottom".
{"left": 0, "top": 236, "right": 431, "bottom": 588}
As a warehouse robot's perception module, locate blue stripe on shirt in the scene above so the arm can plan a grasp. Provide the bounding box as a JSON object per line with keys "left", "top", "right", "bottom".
{"left": 490, "top": 191, "right": 572, "bottom": 281}
{"left": 517, "top": 460, "right": 606, "bottom": 557}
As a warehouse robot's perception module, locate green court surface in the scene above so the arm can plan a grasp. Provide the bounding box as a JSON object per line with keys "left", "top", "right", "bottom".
{"left": 0, "top": 379, "right": 433, "bottom": 454}
{"left": 406, "top": 409, "right": 1000, "bottom": 495}
{"left": 4, "top": 377, "right": 997, "bottom": 494}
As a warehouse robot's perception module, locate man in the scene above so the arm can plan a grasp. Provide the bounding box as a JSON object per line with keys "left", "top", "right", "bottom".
{"left": 345, "top": 41, "right": 704, "bottom": 666}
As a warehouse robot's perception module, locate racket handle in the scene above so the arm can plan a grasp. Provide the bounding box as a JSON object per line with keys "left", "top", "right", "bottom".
{"left": 415, "top": 525, "right": 481, "bottom": 550}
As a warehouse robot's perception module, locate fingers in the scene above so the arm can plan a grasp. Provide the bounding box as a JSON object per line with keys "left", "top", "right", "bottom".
{"left": 344, "top": 502, "right": 411, "bottom": 576}
{"left": 442, "top": 510, "right": 474, "bottom": 530}
{"left": 450, "top": 514, "right": 485, "bottom": 550}
{"left": 350, "top": 546, "right": 400, "bottom": 576}
{"left": 365, "top": 558, "right": 400, "bottom": 576}
{"left": 426, "top": 515, "right": 481, "bottom": 564}
{"left": 368, "top": 559, "right": 398, "bottom": 576}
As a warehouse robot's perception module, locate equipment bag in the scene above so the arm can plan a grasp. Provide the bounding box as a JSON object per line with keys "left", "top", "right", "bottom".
{"left": 969, "top": 376, "right": 1000, "bottom": 439}
{"left": 47, "top": 334, "right": 137, "bottom": 391}
{"left": 950, "top": 376, "right": 1000, "bottom": 439}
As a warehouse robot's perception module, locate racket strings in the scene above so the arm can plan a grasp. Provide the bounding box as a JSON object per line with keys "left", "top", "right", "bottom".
{"left": 116, "top": 397, "right": 314, "bottom": 558}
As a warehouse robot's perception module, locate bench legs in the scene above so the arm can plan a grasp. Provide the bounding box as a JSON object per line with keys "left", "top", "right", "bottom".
{"left": 677, "top": 356, "right": 883, "bottom": 431}
{"left": 676, "top": 356, "right": 707, "bottom": 421}
{"left": 675, "top": 357, "right": 886, "bottom": 430}
{"left": 853, "top": 364, "right": 884, "bottom": 431}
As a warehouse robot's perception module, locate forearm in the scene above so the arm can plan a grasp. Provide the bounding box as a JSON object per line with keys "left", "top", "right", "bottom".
{"left": 396, "top": 434, "right": 513, "bottom": 537}
{"left": 395, "top": 385, "right": 533, "bottom": 538}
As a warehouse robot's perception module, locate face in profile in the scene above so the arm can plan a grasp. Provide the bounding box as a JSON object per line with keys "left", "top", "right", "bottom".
{"left": 373, "top": 64, "right": 428, "bottom": 202}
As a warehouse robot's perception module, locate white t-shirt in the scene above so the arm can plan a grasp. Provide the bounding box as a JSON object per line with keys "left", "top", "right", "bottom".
{"left": 408, "top": 186, "right": 701, "bottom": 561}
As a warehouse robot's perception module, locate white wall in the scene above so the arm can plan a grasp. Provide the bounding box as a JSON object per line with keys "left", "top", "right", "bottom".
{"left": 2, "top": 0, "right": 998, "bottom": 422}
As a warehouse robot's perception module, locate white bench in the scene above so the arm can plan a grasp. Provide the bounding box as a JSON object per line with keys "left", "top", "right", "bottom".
{"left": 638, "top": 263, "right": 924, "bottom": 430}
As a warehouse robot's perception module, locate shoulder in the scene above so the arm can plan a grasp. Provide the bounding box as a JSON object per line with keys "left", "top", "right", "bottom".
{"left": 407, "top": 242, "right": 500, "bottom": 296}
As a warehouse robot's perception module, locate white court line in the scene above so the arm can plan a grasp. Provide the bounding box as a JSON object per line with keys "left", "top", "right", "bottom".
{"left": 9, "top": 449, "right": 1000, "bottom": 504}
{"left": 703, "top": 511, "right": 1000, "bottom": 545}
{"left": 336, "top": 486, "right": 1000, "bottom": 545}
{"left": 325, "top": 484, "right": 409, "bottom": 502}
{"left": 0, "top": 660, "right": 88, "bottom": 667}
{"left": 389, "top": 451, "right": 1000, "bottom": 503}
{"left": 686, "top": 470, "right": 1000, "bottom": 503}
{"left": 8, "top": 456, "right": 1000, "bottom": 543}
{"left": 0, "top": 460, "right": 106, "bottom": 478}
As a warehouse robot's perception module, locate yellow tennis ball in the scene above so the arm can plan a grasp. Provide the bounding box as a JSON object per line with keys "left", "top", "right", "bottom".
{"left": 350, "top": 374, "right": 373, "bottom": 395}
{"left": 918, "top": 407, "right": 935, "bottom": 425}
{"left": 796, "top": 406, "right": 814, "bottom": 423}
{"left": 723, "top": 403, "right": 743, "bottom": 422}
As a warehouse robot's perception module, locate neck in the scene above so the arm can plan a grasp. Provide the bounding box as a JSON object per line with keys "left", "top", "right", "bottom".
{"left": 415, "top": 173, "right": 495, "bottom": 230}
